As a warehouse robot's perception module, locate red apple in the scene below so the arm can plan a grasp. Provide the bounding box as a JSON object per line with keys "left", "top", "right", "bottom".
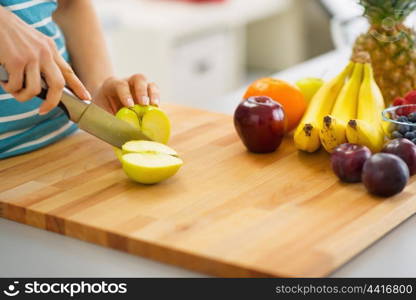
{"left": 234, "top": 96, "right": 286, "bottom": 153}
{"left": 331, "top": 143, "right": 372, "bottom": 183}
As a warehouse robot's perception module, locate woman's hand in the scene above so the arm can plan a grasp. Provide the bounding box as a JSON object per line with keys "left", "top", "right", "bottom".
{"left": 0, "top": 7, "right": 90, "bottom": 115}
{"left": 93, "top": 74, "right": 160, "bottom": 114}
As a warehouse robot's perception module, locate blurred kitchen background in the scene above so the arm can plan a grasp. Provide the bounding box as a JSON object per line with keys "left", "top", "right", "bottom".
{"left": 91, "top": 0, "right": 365, "bottom": 112}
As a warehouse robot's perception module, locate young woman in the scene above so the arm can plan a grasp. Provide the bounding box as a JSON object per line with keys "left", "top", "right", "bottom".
{"left": 0, "top": 0, "right": 160, "bottom": 158}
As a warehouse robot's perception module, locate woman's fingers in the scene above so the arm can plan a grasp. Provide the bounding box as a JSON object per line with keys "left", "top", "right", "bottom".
{"left": 38, "top": 61, "right": 65, "bottom": 115}
{"left": 55, "top": 54, "right": 91, "bottom": 100}
{"left": 12, "top": 62, "right": 41, "bottom": 102}
{"left": 114, "top": 78, "right": 134, "bottom": 108}
{"left": 108, "top": 97, "right": 119, "bottom": 114}
{"left": 147, "top": 82, "right": 160, "bottom": 106}
{"left": 1, "top": 63, "right": 24, "bottom": 94}
{"left": 129, "top": 74, "right": 149, "bottom": 105}
{"left": 92, "top": 75, "right": 161, "bottom": 114}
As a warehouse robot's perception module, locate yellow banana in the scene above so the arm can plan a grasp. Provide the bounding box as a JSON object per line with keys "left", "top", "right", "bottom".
{"left": 320, "top": 63, "right": 364, "bottom": 153}
{"left": 294, "top": 62, "right": 354, "bottom": 152}
{"left": 346, "top": 63, "right": 385, "bottom": 152}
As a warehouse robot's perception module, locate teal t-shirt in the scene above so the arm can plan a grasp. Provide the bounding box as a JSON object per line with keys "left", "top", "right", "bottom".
{"left": 0, "top": 0, "right": 77, "bottom": 159}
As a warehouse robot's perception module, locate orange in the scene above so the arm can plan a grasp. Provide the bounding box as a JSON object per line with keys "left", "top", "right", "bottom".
{"left": 244, "top": 78, "right": 307, "bottom": 132}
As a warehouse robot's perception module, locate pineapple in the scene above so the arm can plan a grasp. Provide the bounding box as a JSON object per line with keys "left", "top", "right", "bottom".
{"left": 353, "top": 0, "right": 416, "bottom": 105}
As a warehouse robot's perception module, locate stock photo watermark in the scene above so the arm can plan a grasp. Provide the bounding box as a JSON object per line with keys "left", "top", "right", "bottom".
{"left": 2, "top": 280, "right": 127, "bottom": 297}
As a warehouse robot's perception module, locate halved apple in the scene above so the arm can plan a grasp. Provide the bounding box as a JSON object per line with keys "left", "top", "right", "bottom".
{"left": 114, "top": 147, "right": 124, "bottom": 161}
{"left": 116, "top": 105, "right": 171, "bottom": 144}
{"left": 114, "top": 107, "right": 141, "bottom": 159}
{"left": 120, "top": 141, "right": 183, "bottom": 184}
{"left": 122, "top": 140, "right": 177, "bottom": 156}
{"left": 139, "top": 106, "right": 171, "bottom": 144}
{"left": 130, "top": 105, "right": 146, "bottom": 119}
{"left": 115, "top": 107, "right": 141, "bottom": 129}
{"left": 114, "top": 106, "right": 178, "bottom": 184}
{"left": 114, "top": 105, "right": 171, "bottom": 163}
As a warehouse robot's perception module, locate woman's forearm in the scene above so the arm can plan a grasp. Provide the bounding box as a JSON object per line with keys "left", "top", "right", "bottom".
{"left": 53, "top": 0, "right": 113, "bottom": 95}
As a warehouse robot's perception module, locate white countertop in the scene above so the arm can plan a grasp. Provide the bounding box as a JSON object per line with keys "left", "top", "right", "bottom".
{"left": 1, "top": 51, "right": 416, "bottom": 277}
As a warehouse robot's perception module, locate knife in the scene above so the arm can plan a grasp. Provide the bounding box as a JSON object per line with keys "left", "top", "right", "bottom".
{"left": 0, "top": 65, "right": 151, "bottom": 148}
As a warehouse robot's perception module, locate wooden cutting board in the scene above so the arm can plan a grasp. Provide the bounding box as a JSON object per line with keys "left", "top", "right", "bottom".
{"left": 1, "top": 104, "right": 416, "bottom": 277}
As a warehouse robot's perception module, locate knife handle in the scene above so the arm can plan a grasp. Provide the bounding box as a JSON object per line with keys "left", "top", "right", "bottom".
{"left": 37, "top": 86, "right": 71, "bottom": 118}
{"left": 0, "top": 65, "right": 87, "bottom": 122}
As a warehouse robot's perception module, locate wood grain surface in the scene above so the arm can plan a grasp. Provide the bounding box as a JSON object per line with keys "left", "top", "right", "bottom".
{"left": 1, "top": 104, "right": 416, "bottom": 277}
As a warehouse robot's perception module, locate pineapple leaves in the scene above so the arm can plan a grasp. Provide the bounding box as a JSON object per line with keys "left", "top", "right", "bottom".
{"left": 359, "top": 0, "right": 416, "bottom": 23}
{"left": 355, "top": 1, "right": 416, "bottom": 103}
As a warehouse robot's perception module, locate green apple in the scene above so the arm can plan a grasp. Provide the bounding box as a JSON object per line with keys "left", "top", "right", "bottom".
{"left": 115, "top": 107, "right": 141, "bottom": 129}
{"left": 120, "top": 141, "right": 183, "bottom": 184}
{"left": 139, "top": 106, "right": 170, "bottom": 144}
{"left": 295, "top": 78, "right": 324, "bottom": 105}
{"left": 130, "top": 105, "right": 146, "bottom": 119}
{"left": 114, "top": 105, "right": 171, "bottom": 160}
{"left": 114, "top": 106, "right": 178, "bottom": 184}
{"left": 117, "top": 105, "right": 171, "bottom": 144}
{"left": 114, "top": 147, "right": 124, "bottom": 161}
{"left": 122, "top": 140, "right": 177, "bottom": 156}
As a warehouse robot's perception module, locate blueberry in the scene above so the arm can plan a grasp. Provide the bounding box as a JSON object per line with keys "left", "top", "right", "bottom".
{"left": 392, "top": 130, "right": 403, "bottom": 138}
{"left": 408, "top": 112, "right": 416, "bottom": 123}
{"left": 405, "top": 131, "right": 416, "bottom": 140}
{"left": 397, "top": 116, "right": 409, "bottom": 122}
{"left": 398, "top": 124, "right": 411, "bottom": 134}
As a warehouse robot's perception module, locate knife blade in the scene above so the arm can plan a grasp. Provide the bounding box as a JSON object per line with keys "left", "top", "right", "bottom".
{"left": 0, "top": 65, "right": 151, "bottom": 148}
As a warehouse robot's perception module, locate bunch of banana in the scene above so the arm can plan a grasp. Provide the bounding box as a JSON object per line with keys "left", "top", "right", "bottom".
{"left": 293, "top": 62, "right": 354, "bottom": 152}
{"left": 320, "top": 63, "right": 364, "bottom": 152}
{"left": 294, "top": 55, "right": 385, "bottom": 153}
{"left": 346, "top": 63, "right": 385, "bottom": 152}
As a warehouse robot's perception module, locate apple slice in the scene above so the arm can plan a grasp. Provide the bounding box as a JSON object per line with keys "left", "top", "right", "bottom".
{"left": 114, "top": 147, "right": 124, "bottom": 161}
{"left": 116, "top": 105, "right": 171, "bottom": 144}
{"left": 115, "top": 107, "right": 141, "bottom": 129}
{"left": 130, "top": 105, "right": 146, "bottom": 119}
{"left": 139, "top": 106, "right": 171, "bottom": 144}
{"left": 122, "top": 153, "right": 183, "bottom": 184}
{"left": 114, "top": 106, "right": 177, "bottom": 183}
{"left": 114, "top": 107, "right": 142, "bottom": 162}
{"left": 120, "top": 140, "right": 182, "bottom": 184}
{"left": 122, "top": 140, "right": 177, "bottom": 156}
